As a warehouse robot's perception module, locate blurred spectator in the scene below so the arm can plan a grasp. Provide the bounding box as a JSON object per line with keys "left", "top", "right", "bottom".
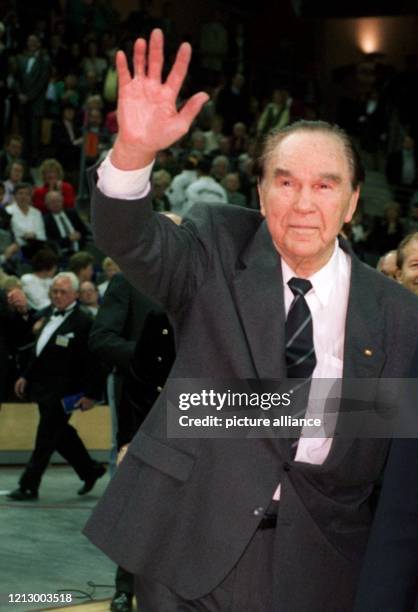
{"left": 396, "top": 232, "right": 418, "bottom": 296}
{"left": 222, "top": 173, "right": 247, "bottom": 207}
{"left": 0, "top": 134, "right": 25, "bottom": 179}
{"left": 199, "top": 10, "right": 228, "bottom": 78}
{"left": 376, "top": 250, "right": 398, "bottom": 280}
{"left": 211, "top": 155, "right": 230, "bottom": 183}
{"left": 216, "top": 73, "right": 249, "bottom": 134}
{"left": 204, "top": 115, "right": 224, "bottom": 154}
{"left": 386, "top": 134, "right": 417, "bottom": 209}
{"left": 370, "top": 201, "right": 404, "bottom": 255}
{"left": 15, "top": 33, "right": 51, "bottom": 164}
{"left": 82, "top": 39, "right": 108, "bottom": 84}
{"left": 56, "top": 73, "right": 81, "bottom": 108}
{"left": 51, "top": 103, "right": 82, "bottom": 172}
{"left": 230, "top": 122, "right": 249, "bottom": 157}
{"left": 184, "top": 157, "right": 227, "bottom": 215}
{"left": 166, "top": 155, "right": 198, "bottom": 214}
{"left": 84, "top": 107, "right": 111, "bottom": 164}
{"left": 188, "top": 130, "right": 207, "bottom": 158}
{"left": 103, "top": 50, "right": 118, "bottom": 107}
{"left": 152, "top": 170, "right": 171, "bottom": 212}
{"left": 20, "top": 249, "right": 58, "bottom": 310}
{"left": 43, "top": 190, "right": 90, "bottom": 257}
{"left": 98, "top": 257, "right": 120, "bottom": 297}
{"left": 49, "top": 33, "right": 71, "bottom": 79}
{"left": 3, "top": 161, "right": 26, "bottom": 206}
{"left": 68, "top": 251, "right": 94, "bottom": 282}
{"left": 33, "top": 158, "right": 76, "bottom": 213}
{"left": 405, "top": 200, "right": 418, "bottom": 234}
{"left": 257, "top": 88, "right": 290, "bottom": 136}
{"left": 79, "top": 280, "right": 100, "bottom": 317}
{"left": 6, "top": 182, "right": 46, "bottom": 247}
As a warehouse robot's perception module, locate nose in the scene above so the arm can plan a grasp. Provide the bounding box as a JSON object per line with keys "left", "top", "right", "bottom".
{"left": 293, "top": 186, "right": 314, "bottom": 213}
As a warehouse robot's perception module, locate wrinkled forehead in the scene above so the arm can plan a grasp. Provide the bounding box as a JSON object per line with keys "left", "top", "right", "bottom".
{"left": 264, "top": 130, "right": 352, "bottom": 182}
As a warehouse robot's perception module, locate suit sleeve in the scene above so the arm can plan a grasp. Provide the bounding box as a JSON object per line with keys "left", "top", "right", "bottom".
{"left": 89, "top": 169, "right": 213, "bottom": 315}
{"left": 88, "top": 274, "right": 135, "bottom": 373}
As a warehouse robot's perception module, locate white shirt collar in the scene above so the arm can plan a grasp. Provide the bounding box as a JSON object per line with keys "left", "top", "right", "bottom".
{"left": 281, "top": 239, "right": 341, "bottom": 308}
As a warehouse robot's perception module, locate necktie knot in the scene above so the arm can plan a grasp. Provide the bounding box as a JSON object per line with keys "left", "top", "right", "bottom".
{"left": 52, "top": 309, "right": 65, "bottom": 317}
{"left": 288, "top": 277, "right": 312, "bottom": 297}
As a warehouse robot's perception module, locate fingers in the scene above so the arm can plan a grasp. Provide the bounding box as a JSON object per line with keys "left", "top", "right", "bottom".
{"left": 165, "top": 41, "right": 192, "bottom": 98}
{"left": 178, "top": 91, "right": 210, "bottom": 130}
{"left": 133, "top": 37, "right": 146, "bottom": 79}
{"left": 116, "top": 50, "right": 132, "bottom": 88}
{"left": 148, "top": 28, "right": 164, "bottom": 81}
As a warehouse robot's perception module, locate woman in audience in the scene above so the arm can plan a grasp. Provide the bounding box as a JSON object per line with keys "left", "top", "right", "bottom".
{"left": 32, "top": 158, "right": 75, "bottom": 213}
{"left": 20, "top": 249, "right": 58, "bottom": 310}
{"left": 3, "top": 161, "right": 26, "bottom": 206}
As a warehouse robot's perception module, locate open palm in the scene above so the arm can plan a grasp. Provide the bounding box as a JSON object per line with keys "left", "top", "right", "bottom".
{"left": 115, "top": 29, "right": 208, "bottom": 157}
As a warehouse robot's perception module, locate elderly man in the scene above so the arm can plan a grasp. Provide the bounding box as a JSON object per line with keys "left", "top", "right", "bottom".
{"left": 84, "top": 31, "right": 418, "bottom": 611}
{"left": 43, "top": 190, "right": 90, "bottom": 257}
{"left": 8, "top": 272, "right": 105, "bottom": 501}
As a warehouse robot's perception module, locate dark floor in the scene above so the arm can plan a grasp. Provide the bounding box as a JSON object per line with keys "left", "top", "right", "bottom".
{"left": 0, "top": 466, "right": 116, "bottom": 612}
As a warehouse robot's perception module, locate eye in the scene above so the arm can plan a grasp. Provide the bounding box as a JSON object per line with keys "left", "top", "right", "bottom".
{"left": 319, "top": 183, "right": 331, "bottom": 190}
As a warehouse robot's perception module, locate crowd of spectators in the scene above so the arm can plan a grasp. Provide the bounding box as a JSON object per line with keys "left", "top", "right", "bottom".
{"left": 1, "top": 1, "right": 418, "bottom": 403}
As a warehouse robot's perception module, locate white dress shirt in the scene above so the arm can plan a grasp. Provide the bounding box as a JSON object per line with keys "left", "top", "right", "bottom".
{"left": 36, "top": 302, "right": 77, "bottom": 356}
{"left": 6, "top": 202, "right": 46, "bottom": 245}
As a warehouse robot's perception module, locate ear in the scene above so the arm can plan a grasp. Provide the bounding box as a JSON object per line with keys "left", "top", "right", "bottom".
{"left": 257, "top": 182, "right": 266, "bottom": 217}
{"left": 395, "top": 268, "right": 403, "bottom": 284}
{"left": 343, "top": 187, "right": 360, "bottom": 224}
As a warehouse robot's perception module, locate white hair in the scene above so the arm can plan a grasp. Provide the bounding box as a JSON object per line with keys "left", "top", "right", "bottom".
{"left": 53, "top": 272, "right": 79, "bottom": 291}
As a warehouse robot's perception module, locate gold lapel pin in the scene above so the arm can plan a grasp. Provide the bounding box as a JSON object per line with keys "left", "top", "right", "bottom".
{"left": 364, "top": 349, "right": 373, "bottom": 357}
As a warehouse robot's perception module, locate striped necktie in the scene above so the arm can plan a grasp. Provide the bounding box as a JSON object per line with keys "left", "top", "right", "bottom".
{"left": 286, "top": 278, "right": 316, "bottom": 378}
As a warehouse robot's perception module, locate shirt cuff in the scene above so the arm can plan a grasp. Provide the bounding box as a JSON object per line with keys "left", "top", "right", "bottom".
{"left": 97, "top": 150, "right": 154, "bottom": 200}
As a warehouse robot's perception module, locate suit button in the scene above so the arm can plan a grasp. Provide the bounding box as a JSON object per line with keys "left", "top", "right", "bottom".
{"left": 283, "top": 462, "right": 291, "bottom": 472}
{"left": 157, "top": 356, "right": 162, "bottom": 362}
{"left": 253, "top": 507, "right": 264, "bottom": 516}
{"left": 157, "top": 386, "right": 163, "bottom": 392}
{"left": 162, "top": 329, "right": 168, "bottom": 335}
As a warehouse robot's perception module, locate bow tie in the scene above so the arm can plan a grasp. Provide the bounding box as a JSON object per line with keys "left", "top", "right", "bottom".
{"left": 52, "top": 307, "right": 74, "bottom": 317}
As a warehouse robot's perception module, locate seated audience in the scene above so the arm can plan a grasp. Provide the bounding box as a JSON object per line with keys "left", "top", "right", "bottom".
{"left": 79, "top": 280, "right": 100, "bottom": 317}
{"left": 98, "top": 257, "right": 120, "bottom": 297}
{"left": 3, "top": 161, "right": 26, "bottom": 206}
{"left": 43, "top": 190, "right": 90, "bottom": 257}
{"left": 166, "top": 156, "right": 198, "bottom": 214}
{"left": 32, "top": 158, "right": 76, "bottom": 213}
{"left": 211, "top": 155, "right": 230, "bottom": 183}
{"left": 184, "top": 157, "right": 227, "bottom": 216}
{"left": 68, "top": 251, "right": 94, "bottom": 282}
{"left": 20, "top": 249, "right": 59, "bottom": 310}
{"left": 6, "top": 182, "right": 46, "bottom": 247}
{"left": 152, "top": 170, "right": 171, "bottom": 212}
{"left": 222, "top": 173, "right": 247, "bottom": 207}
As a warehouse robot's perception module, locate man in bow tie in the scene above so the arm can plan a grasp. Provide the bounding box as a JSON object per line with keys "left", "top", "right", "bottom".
{"left": 8, "top": 272, "right": 106, "bottom": 501}
{"left": 84, "top": 31, "right": 418, "bottom": 611}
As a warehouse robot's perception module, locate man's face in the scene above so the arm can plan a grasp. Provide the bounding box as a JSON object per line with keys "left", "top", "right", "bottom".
{"left": 50, "top": 277, "right": 78, "bottom": 310}
{"left": 46, "top": 193, "right": 64, "bottom": 213}
{"left": 258, "top": 131, "right": 359, "bottom": 275}
{"left": 397, "top": 239, "right": 418, "bottom": 296}
{"left": 7, "top": 139, "right": 22, "bottom": 158}
{"left": 79, "top": 281, "right": 99, "bottom": 306}
{"left": 27, "top": 35, "right": 40, "bottom": 53}
{"left": 10, "top": 163, "right": 24, "bottom": 182}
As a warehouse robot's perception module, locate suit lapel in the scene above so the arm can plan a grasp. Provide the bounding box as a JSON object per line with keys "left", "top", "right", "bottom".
{"left": 325, "top": 243, "right": 387, "bottom": 466}
{"left": 232, "top": 221, "right": 287, "bottom": 380}
{"left": 37, "top": 308, "right": 78, "bottom": 354}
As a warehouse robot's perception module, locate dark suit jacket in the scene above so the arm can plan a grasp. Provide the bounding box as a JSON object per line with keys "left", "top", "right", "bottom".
{"left": 26, "top": 305, "right": 103, "bottom": 403}
{"left": 16, "top": 51, "right": 51, "bottom": 114}
{"left": 43, "top": 210, "right": 90, "bottom": 255}
{"left": 353, "top": 350, "right": 418, "bottom": 611}
{"left": 88, "top": 273, "right": 158, "bottom": 376}
{"left": 84, "top": 186, "right": 418, "bottom": 611}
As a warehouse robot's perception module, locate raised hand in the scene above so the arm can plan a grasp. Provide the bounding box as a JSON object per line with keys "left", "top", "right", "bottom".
{"left": 111, "top": 29, "right": 209, "bottom": 170}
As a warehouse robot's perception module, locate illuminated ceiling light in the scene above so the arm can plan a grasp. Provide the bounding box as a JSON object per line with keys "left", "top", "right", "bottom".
{"left": 357, "top": 19, "right": 382, "bottom": 54}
